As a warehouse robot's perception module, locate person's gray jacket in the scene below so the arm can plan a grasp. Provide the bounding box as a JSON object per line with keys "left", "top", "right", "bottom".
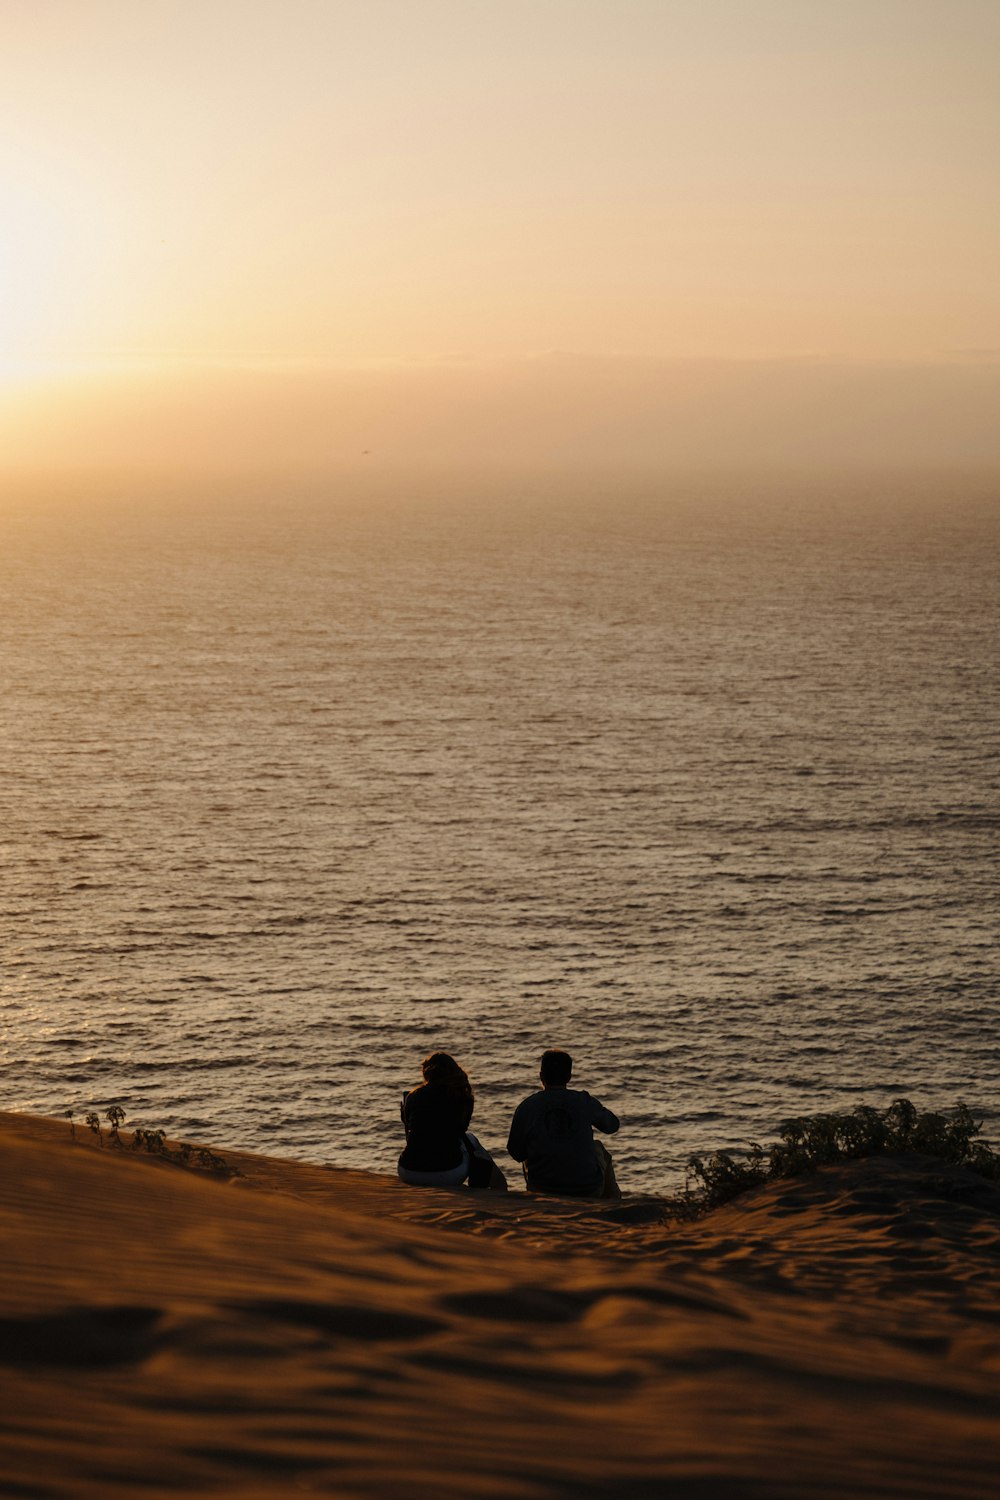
{"left": 507, "top": 1085, "right": 619, "bottom": 1193}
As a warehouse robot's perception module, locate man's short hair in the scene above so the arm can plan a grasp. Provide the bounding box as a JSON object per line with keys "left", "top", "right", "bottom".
{"left": 540, "top": 1049, "right": 572, "bottom": 1086}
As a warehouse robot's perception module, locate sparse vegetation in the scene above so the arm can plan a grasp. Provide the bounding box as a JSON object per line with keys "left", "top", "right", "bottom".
{"left": 131, "top": 1127, "right": 168, "bottom": 1155}
{"left": 67, "top": 1105, "right": 237, "bottom": 1176}
{"left": 685, "top": 1099, "right": 999, "bottom": 1213}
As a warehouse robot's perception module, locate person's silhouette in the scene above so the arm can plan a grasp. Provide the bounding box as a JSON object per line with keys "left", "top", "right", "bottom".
{"left": 398, "top": 1052, "right": 474, "bottom": 1186}
{"left": 398, "top": 1052, "right": 506, "bottom": 1190}
{"left": 507, "top": 1049, "right": 621, "bottom": 1198}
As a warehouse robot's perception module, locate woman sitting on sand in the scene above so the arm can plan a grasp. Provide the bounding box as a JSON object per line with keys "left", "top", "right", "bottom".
{"left": 397, "top": 1052, "right": 479, "bottom": 1187}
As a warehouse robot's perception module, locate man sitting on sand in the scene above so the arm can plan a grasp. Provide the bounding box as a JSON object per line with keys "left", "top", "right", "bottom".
{"left": 506, "top": 1050, "right": 621, "bottom": 1199}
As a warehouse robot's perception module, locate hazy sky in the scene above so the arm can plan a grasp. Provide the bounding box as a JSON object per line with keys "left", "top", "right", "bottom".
{"left": 2, "top": 1, "right": 998, "bottom": 476}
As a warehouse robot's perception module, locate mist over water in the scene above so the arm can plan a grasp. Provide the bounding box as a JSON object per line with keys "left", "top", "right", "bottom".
{"left": 1, "top": 474, "right": 997, "bottom": 1193}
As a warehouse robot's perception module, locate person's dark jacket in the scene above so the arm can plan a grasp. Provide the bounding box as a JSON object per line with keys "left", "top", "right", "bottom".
{"left": 399, "top": 1081, "right": 474, "bottom": 1173}
{"left": 506, "top": 1086, "right": 619, "bottom": 1193}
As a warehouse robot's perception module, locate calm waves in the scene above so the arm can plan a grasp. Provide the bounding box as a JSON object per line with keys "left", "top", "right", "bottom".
{"left": 1, "top": 477, "right": 997, "bottom": 1193}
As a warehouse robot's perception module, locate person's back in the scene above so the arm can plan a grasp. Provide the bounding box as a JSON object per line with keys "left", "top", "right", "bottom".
{"left": 507, "top": 1049, "right": 620, "bottom": 1198}
{"left": 398, "top": 1052, "right": 475, "bottom": 1187}
{"left": 399, "top": 1077, "right": 472, "bottom": 1175}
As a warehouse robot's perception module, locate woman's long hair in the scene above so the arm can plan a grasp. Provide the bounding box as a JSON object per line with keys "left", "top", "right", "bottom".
{"left": 421, "top": 1051, "right": 473, "bottom": 1102}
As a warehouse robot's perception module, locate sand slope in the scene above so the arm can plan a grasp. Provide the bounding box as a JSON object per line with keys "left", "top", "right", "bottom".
{"left": 1, "top": 1111, "right": 998, "bottom": 1499}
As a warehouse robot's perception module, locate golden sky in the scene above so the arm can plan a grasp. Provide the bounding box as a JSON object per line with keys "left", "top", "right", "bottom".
{"left": 3, "top": 0, "right": 999, "bottom": 371}
{"left": 2, "top": 1, "right": 999, "bottom": 480}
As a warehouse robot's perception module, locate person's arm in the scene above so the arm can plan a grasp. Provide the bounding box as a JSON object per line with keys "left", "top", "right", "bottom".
{"left": 587, "top": 1093, "right": 620, "bottom": 1135}
{"left": 506, "top": 1103, "right": 527, "bottom": 1162}
{"left": 401, "top": 1085, "right": 421, "bottom": 1137}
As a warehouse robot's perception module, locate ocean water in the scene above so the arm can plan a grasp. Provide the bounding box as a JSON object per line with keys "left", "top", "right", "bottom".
{"left": 1, "top": 474, "right": 997, "bottom": 1194}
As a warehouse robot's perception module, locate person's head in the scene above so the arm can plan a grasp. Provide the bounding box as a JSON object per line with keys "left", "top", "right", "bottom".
{"left": 421, "top": 1051, "right": 472, "bottom": 1097}
{"left": 539, "top": 1049, "right": 572, "bottom": 1088}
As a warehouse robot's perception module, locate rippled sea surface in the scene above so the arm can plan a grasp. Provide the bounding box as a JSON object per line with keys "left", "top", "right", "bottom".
{"left": 1, "top": 475, "right": 997, "bottom": 1193}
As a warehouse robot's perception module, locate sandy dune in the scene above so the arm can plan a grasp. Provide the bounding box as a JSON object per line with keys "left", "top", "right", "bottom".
{"left": 1, "top": 1110, "right": 998, "bottom": 1498}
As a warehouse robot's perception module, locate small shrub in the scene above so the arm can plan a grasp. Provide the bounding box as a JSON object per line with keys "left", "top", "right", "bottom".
{"left": 684, "top": 1143, "right": 769, "bottom": 1209}
{"left": 67, "top": 1101, "right": 238, "bottom": 1177}
{"left": 129, "top": 1126, "right": 237, "bottom": 1176}
{"left": 686, "top": 1099, "right": 998, "bottom": 1213}
{"left": 131, "top": 1128, "right": 167, "bottom": 1156}
{"left": 105, "top": 1105, "right": 126, "bottom": 1145}
{"left": 190, "top": 1146, "right": 230, "bottom": 1172}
